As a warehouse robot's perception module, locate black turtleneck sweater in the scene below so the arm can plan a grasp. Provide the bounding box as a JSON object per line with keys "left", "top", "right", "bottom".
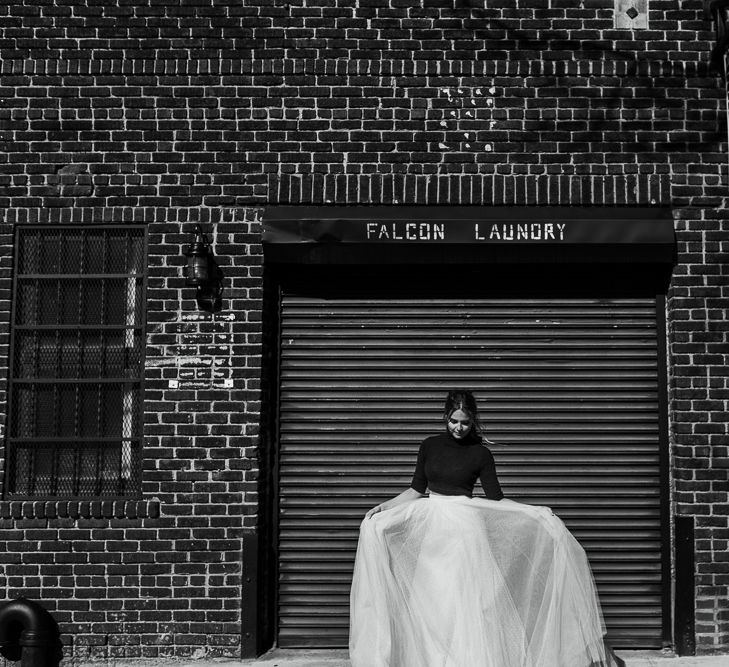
{"left": 410, "top": 432, "right": 504, "bottom": 500}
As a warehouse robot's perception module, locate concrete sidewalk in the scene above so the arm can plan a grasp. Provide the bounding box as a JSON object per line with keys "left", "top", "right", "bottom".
{"left": 243, "top": 649, "right": 729, "bottom": 666}
{"left": 80, "top": 648, "right": 729, "bottom": 666}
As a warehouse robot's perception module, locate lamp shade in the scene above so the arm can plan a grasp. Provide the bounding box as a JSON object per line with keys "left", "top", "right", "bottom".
{"left": 184, "top": 232, "right": 210, "bottom": 286}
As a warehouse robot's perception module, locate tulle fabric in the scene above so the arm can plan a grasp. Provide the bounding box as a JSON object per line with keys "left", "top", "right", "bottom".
{"left": 349, "top": 494, "right": 612, "bottom": 667}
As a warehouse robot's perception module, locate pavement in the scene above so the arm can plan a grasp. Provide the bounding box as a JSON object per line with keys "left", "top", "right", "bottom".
{"left": 78, "top": 648, "right": 729, "bottom": 666}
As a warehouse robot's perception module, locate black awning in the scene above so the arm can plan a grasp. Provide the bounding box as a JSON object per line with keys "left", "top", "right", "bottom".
{"left": 262, "top": 206, "right": 676, "bottom": 266}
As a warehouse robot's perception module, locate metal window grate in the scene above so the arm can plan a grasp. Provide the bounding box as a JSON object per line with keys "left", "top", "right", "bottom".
{"left": 5, "top": 226, "right": 147, "bottom": 499}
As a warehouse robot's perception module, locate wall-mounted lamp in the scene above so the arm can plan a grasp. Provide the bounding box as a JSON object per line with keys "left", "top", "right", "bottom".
{"left": 184, "top": 224, "right": 224, "bottom": 313}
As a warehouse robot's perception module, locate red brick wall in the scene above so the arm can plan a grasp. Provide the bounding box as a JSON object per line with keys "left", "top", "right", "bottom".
{"left": 0, "top": 0, "right": 727, "bottom": 659}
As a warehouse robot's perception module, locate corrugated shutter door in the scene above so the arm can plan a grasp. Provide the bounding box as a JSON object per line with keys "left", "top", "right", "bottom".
{"left": 277, "top": 296, "right": 663, "bottom": 649}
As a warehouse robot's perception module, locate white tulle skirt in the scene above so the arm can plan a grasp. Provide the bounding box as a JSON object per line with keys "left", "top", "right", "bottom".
{"left": 349, "top": 494, "right": 613, "bottom": 667}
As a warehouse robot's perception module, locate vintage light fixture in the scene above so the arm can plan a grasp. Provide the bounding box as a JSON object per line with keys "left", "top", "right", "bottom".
{"left": 184, "top": 224, "right": 224, "bottom": 313}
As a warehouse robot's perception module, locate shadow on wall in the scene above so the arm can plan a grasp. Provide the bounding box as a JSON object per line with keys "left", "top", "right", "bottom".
{"left": 269, "top": 0, "right": 722, "bottom": 160}
{"left": 446, "top": 0, "right": 723, "bottom": 157}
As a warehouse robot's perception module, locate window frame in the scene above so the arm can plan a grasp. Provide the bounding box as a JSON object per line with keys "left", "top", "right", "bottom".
{"left": 4, "top": 224, "right": 149, "bottom": 500}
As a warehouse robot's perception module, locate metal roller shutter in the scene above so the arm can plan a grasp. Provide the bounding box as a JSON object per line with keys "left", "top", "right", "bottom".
{"left": 277, "top": 295, "right": 664, "bottom": 649}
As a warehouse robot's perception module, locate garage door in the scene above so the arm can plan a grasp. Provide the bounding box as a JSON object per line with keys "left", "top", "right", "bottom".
{"left": 277, "top": 295, "right": 665, "bottom": 649}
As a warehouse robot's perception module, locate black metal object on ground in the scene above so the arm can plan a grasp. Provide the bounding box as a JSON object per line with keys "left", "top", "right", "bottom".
{"left": 0, "top": 598, "right": 62, "bottom": 667}
{"left": 706, "top": 0, "right": 729, "bottom": 72}
{"left": 675, "top": 516, "right": 696, "bottom": 656}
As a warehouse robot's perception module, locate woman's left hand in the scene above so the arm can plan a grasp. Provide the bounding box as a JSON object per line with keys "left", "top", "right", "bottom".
{"left": 365, "top": 504, "right": 385, "bottom": 519}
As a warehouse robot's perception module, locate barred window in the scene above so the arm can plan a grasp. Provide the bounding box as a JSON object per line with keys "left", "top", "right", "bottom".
{"left": 5, "top": 226, "right": 147, "bottom": 498}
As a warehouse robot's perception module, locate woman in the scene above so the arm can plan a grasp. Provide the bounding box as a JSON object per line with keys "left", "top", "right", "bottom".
{"left": 349, "top": 389, "right": 624, "bottom": 667}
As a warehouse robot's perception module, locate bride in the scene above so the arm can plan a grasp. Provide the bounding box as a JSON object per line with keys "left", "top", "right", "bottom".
{"left": 349, "top": 389, "right": 624, "bottom": 667}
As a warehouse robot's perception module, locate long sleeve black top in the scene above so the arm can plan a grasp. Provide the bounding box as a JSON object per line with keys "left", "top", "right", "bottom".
{"left": 410, "top": 431, "right": 504, "bottom": 500}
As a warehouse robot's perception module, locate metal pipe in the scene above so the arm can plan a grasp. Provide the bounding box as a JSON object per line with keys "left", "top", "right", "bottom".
{"left": 0, "top": 598, "right": 61, "bottom": 667}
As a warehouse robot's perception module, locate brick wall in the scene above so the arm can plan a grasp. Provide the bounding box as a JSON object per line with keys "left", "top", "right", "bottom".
{"left": 670, "top": 207, "right": 729, "bottom": 653}
{"left": 0, "top": 0, "right": 727, "bottom": 659}
{"left": 0, "top": 205, "right": 265, "bottom": 661}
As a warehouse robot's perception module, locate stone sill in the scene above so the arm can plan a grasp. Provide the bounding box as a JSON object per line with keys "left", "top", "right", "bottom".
{"left": 0, "top": 499, "right": 161, "bottom": 520}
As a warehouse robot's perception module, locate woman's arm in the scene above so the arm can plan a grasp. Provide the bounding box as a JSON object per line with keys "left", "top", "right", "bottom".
{"left": 479, "top": 447, "right": 504, "bottom": 501}
{"left": 365, "top": 487, "right": 425, "bottom": 519}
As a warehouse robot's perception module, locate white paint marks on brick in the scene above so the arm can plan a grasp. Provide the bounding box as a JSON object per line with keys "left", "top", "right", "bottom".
{"left": 179, "top": 357, "right": 212, "bottom": 367}
{"left": 181, "top": 312, "right": 210, "bottom": 321}
{"left": 147, "top": 357, "right": 180, "bottom": 367}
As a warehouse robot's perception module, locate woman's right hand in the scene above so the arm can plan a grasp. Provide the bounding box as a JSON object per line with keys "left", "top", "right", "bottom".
{"left": 365, "top": 488, "right": 425, "bottom": 519}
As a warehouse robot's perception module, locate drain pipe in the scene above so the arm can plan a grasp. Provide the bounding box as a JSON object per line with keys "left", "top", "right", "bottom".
{"left": 0, "top": 598, "right": 59, "bottom": 667}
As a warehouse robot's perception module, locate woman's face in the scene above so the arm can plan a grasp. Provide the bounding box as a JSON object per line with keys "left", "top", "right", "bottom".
{"left": 447, "top": 409, "right": 473, "bottom": 440}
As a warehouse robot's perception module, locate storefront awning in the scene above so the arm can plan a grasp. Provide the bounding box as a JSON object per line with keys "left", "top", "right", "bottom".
{"left": 262, "top": 206, "right": 676, "bottom": 266}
